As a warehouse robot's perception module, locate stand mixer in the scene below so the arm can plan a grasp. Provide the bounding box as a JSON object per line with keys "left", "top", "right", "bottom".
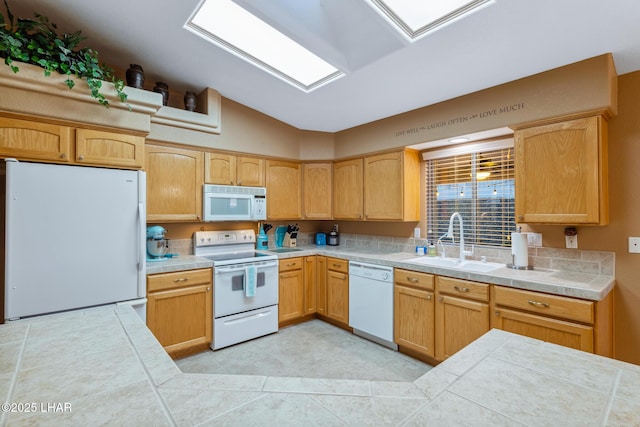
{"left": 146, "top": 225, "right": 170, "bottom": 261}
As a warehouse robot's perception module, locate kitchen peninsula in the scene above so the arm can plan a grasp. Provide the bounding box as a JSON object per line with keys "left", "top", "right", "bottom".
{"left": 1, "top": 303, "right": 636, "bottom": 425}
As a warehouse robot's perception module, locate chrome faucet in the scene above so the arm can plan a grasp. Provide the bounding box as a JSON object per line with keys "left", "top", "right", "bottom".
{"left": 446, "top": 212, "right": 469, "bottom": 263}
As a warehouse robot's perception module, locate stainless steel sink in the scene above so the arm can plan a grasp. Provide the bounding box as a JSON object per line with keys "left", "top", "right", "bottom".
{"left": 268, "top": 248, "right": 303, "bottom": 253}
{"left": 407, "top": 256, "right": 504, "bottom": 273}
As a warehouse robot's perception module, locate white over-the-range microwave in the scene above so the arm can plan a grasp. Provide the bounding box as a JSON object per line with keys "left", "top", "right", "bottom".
{"left": 203, "top": 184, "right": 267, "bottom": 221}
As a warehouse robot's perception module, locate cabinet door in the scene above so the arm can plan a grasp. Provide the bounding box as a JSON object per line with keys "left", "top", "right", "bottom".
{"left": 316, "top": 256, "right": 327, "bottom": 316}
{"left": 333, "top": 158, "right": 363, "bottom": 219}
{"left": 0, "top": 116, "right": 72, "bottom": 163}
{"left": 302, "top": 163, "right": 332, "bottom": 219}
{"left": 492, "top": 307, "right": 593, "bottom": 353}
{"left": 326, "top": 270, "right": 349, "bottom": 325}
{"left": 278, "top": 269, "right": 304, "bottom": 323}
{"left": 515, "top": 116, "right": 608, "bottom": 224}
{"left": 205, "top": 152, "right": 236, "bottom": 185}
{"left": 75, "top": 129, "right": 144, "bottom": 169}
{"left": 304, "top": 256, "right": 317, "bottom": 314}
{"left": 147, "top": 283, "right": 212, "bottom": 358}
{"left": 435, "top": 294, "right": 489, "bottom": 361}
{"left": 237, "top": 156, "right": 265, "bottom": 186}
{"left": 394, "top": 284, "right": 435, "bottom": 358}
{"left": 364, "top": 152, "right": 404, "bottom": 220}
{"left": 146, "top": 144, "right": 203, "bottom": 222}
{"left": 266, "top": 160, "right": 301, "bottom": 219}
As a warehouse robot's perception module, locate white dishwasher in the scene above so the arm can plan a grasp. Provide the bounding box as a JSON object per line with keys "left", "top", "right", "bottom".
{"left": 348, "top": 261, "right": 397, "bottom": 350}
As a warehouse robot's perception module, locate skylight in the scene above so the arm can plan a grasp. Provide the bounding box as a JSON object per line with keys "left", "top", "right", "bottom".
{"left": 186, "top": 0, "right": 343, "bottom": 92}
{"left": 371, "top": 0, "right": 494, "bottom": 40}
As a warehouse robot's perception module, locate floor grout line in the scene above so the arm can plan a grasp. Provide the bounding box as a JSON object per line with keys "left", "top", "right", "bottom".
{"left": 0, "top": 323, "right": 30, "bottom": 427}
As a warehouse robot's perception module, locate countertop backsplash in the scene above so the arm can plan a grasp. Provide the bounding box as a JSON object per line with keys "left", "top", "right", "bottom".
{"left": 166, "top": 232, "right": 614, "bottom": 277}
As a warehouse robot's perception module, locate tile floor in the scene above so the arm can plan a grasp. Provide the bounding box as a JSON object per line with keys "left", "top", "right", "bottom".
{"left": 177, "top": 320, "right": 432, "bottom": 382}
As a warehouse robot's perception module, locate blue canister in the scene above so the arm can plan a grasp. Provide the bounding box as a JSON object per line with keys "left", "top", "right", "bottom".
{"left": 257, "top": 228, "right": 268, "bottom": 249}
{"left": 315, "top": 232, "right": 327, "bottom": 246}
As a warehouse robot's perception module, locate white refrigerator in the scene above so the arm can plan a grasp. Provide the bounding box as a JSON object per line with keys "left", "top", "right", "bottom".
{"left": 3, "top": 159, "right": 146, "bottom": 320}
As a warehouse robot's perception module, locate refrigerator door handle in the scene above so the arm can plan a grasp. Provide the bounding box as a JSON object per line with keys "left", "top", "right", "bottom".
{"left": 138, "top": 202, "right": 145, "bottom": 271}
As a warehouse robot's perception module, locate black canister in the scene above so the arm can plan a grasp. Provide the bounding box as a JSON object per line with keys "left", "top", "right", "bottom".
{"left": 184, "top": 91, "right": 197, "bottom": 111}
{"left": 153, "top": 81, "right": 170, "bottom": 106}
{"left": 328, "top": 231, "right": 339, "bottom": 246}
{"left": 125, "top": 64, "right": 145, "bottom": 89}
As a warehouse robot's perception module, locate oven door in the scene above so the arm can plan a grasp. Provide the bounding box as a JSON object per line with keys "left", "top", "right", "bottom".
{"left": 213, "top": 259, "right": 278, "bottom": 317}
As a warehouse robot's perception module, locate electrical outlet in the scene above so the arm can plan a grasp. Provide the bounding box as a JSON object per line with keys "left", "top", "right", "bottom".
{"left": 565, "top": 235, "right": 578, "bottom": 249}
{"left": 414, "top": 227, "right": 421, "bottom": 238}
{"left": 629, "top": 237, "right": 640, "bottom": 253}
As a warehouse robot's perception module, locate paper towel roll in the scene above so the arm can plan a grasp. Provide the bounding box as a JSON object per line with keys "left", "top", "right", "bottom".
{"left": 511, "top": 232, "right": 529, "bottom": 267}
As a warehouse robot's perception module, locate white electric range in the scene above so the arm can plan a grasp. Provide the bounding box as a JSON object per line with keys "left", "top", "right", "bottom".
{"left": 193, "top": 230, "right": 279, "bottom": 350}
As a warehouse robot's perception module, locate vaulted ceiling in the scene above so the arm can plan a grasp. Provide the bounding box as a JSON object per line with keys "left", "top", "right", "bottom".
{"left": 8, "top": 0, "right": 640, "bottom": 133}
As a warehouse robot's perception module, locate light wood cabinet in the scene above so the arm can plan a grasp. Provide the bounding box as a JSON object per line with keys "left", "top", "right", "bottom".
{"left": 333, "top": 158, "right": 363, "bottom": 219}
{"left": 205, "top": 152, "right": 264, "bottom": 186}
{"left": 304, "top": 256, "right": 317, "bottom": 315}
{"left": 363, "top": 150, "right": 420, "bottom": 221}
{"left": 435, "top": 277, "right": 490, "bottom": 361}
{"left": 145, "top": 144, "right": 203, "bottom": 222}
{"left": 491, "top": 285, "right": 613, "bottom": 356}
{"left": 316, "top": 256, "right": 327, "bottom": 316}
{"left": 394, "top": 269, "right": 435, "bottom": 358}
{"left": 0, "top": 116, "right": 144, "bottom": 169}
{"left": 326, "top": 257, "right": 349, "bottom": 326}
{"left": 302, "top": 163, "right": 332, "bottom": 219}
{"left": 75, "top": 129, "right": 144, "bottom": 169}
{"left": 147, "top": 268, "right": 212, "bottom": 359}
{"left": 514, "top": 115, "right": 609, "bottom": 225}
{"left": 266, "top": 160, "right": 301, "bottom": 219}
{"left": 278, "top": 257, "right": 304, "bottom": 325}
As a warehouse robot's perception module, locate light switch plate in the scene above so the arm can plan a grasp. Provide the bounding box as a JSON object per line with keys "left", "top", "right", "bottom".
{"left": 414, "top": 227, "right": 421, "bottom": 238}
{"left": 629, "top": 237, "right": 640, "bottom": 253}
{"left": 527, "top": 232, "right": 542, "bottom": 247}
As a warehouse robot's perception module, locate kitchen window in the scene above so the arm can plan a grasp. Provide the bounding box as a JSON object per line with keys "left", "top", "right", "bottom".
{"left": 424, "top": 138, "right": 515, "bottom": 248}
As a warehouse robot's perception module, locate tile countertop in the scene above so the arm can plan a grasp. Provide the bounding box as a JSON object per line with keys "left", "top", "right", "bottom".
{"left": 146, "top": 246, "right": 614, "bottom": 301}
{"left": 1, "top": 305, "right": 637, "bottom": 425}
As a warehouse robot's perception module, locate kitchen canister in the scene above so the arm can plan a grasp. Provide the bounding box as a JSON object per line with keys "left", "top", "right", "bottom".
{"left": 315, "top": 232, "right": 327, "bottom": 245}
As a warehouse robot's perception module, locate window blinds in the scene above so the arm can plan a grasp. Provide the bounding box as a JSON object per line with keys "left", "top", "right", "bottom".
{"left": 425, "top": 144, "right": 515, "bottom": 248}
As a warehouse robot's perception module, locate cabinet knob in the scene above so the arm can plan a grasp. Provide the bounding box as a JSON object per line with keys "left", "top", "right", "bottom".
{"left": 78, "top": 155, "right": 84, "bottom": 161}
{"left": 495, "top": 311, "right": 500, "bottom": 316}
{"left": 426, "top": 295, "right": 432, "bottom": 300}
{"left": 238, "top": 181, "right": 242, "bottom": 185}
{"left": 407, "top": 277, "right": 419, "bottom": 283}
{"left": 517, "top": 215, "right": 524, "bottom": 221}
{"left": 60, "top": 153, "right": 66, "bottom": 159}
{"left": 207, "top": 287, "right": 211, "bottom": 292}
{"left": 174, "top": 278, "right": 188, "bottom": 283}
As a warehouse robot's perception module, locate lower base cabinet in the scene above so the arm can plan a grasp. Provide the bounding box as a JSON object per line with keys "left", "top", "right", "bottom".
{"left": 325, "top": 257, "right": 349, "bottom": 327}
{"left": 394, "top": 269, "right": 435, "bottom": 358}
{"left": 147, "top": 268, "right": 212, "bottom": 359}
{"left": 435, "top": 277, "right": 490, "bottom": 361}
{"left": 278, "top": 258, "right": 304, "bottom": 325}
{"left": 490, "top": 285, "right": 610, "bottom": 355}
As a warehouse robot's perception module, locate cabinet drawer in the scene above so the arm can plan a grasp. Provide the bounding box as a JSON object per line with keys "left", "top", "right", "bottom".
{"left": 279, "top": 257, "right": 303, "bottom": 272}
{"left": 395, "top": 268, "right": 434, "bottom": 291}
{"left": 437, "top": 277, "right": 488, "bottom": 302}
{"left": 493, "top": 286, "right": 594, "bottom": 324}
{"left": 148, "top": 268, "right": 212, "bottom": 293}
{"left": 327, "top": 257, "right": 348, "bottom": 273}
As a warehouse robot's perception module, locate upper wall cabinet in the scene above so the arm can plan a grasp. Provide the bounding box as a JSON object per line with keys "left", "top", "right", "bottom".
{"left": 303, "top": 163, "right": 332, "bottom": 219}
{"left": 0, "top": 116, "right": 144, "bottom": 169}
{"left": 204, "top": 152, "right": 264, "bottom": 186}
{"left": 333, "top": 158, "right": 363, "bottom": 220}
{"left": 514, "top": 115, "right": 608, "bottom": 225}
{"left": 146, "top": 144, "right": 203, "bottom": 222}
{"left": 364, "top": 150, "right": 421, "bottom": 221}
{"left": 266, "top": 160, "right": 301, "bottom": 219}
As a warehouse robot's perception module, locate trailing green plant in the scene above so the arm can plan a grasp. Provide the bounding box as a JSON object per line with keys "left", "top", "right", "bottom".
{"left": 0, "top": 0, "right": 127, "bottom": 107}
